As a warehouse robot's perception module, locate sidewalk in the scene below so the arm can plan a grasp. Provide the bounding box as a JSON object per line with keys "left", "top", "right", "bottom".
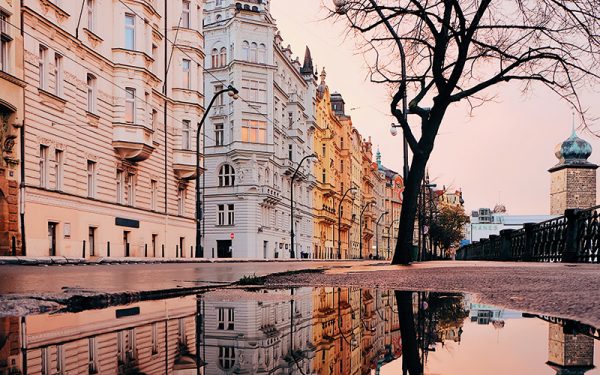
{"left": 0, "top": 255, "right": 367, "bottom": 266}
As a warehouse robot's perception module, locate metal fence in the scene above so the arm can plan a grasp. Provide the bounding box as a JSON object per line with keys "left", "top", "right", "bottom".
{"left": 456, "top": 205, "right": 600, "bottom": 263}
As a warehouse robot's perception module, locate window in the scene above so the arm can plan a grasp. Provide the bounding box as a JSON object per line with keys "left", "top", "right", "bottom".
{"left": 151, "top": 179, "right": 157, "bottom": 211}
{"left": 87, "top": 160, "right": 96, "bottom": 198}
{"left": 218, "top": 307, "right": 235, "bottom": 330}
{"left": 177, "top": 188, "right": 185, "bottom": 215}
{"left": 178, "top": 318, "right": 187, "bottom": 345}
{"left": 0, "top": 11, "right": 9, "bottom": 72}
{"left": 54, "top": 54, "right": 63, "bottom": 97}
{"left": 117, "top": 329, "right": 136, "bottom": 365}
{"left": 288, "top": 144, "right": 293, "bottom": 161}
{"left": 217, "top": 204, "right": 234, "bottom": 225}
{"left": 242, "top": 41, "right": 249, "bottom": 60}
{"left": 56, "top": 345, "right": 64, "bottom": 375}
{"left": 215, "top": 123, "right": 224, "bottom": 146}
{"left": 241, "top": 79, "right": 266, "bottom": 102}
{"left": 116, "top": 170, "right": 124, "bottom": 204}
{"left": 249, "top": 42, "right": 258, "bottom": 63}
{"left": 219, "top": 47, "right": 227, "bottom": 66}
{"left": 41, "top": 347, "right": 50, "bottom": 375}
{"left": 322, "top": 169, "right": 326, "bottom": 184}
{"left": 39, "top": 145, "right": 48, "bottom": 188}
{"left": 124, "top": 14, "right": 135, "bottom": 50}
{"left": 39, "top": 45, "right": 47, "bottom": 89}
{"left": 87, "top": 0, "right": 95, "bottom": 31}
{"left": 87, "top": 74, "right": 96, "bottom": 113}
{"left": 219, "top": 346, "right": 235, "bottom": 370}
{"left": 151, "top": 323, "right": 158, "bottom": 354}
{"left": 152, "top": 44, "right": 158, "bottom": 73}
{"left": 182, "top": 0, "right": 190, "bottom": 28}
{"left": 54, "top": 150, "right": 63, "bottom": 191}
{"left": 211, "top": 48, "right": 218, "bottom": 68}
{"left": 182, "top": 59, "right": 191, "bottom": 89}
{"left": 125, "top": 87, "right": 135, "bottom": 123}
{"left": 218, "top": 164, "right": 235, "bottom": 187}
{"left": 151, "top": 109, "right": 158, "bottom": 138}
{"left": 258, "top": 43, "right": 266, "bottom": 63}
{"left": 216, "top": 0, "right": 223, "bottom": 6}
{"left": 241, "top": 119, "right": 267, "bottom": 143}
{"left": 88, "top": 337, "right": 98, "bottom": 374}
{"left": 322, "top": 143, "right": 326, "bottom": 157}
{"left": 182, "top": 120, "right": 191, "bottom": 150}
{"left": 214, "top": 84, "right": 223, "bottom": 106}
{"left": 126, "top": 173, "right": 135, "bottom": 206}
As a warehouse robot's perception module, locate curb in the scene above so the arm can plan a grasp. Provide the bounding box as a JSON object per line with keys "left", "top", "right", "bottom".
{"left": 0, "top": 256, "right": 369, "bottom": 266}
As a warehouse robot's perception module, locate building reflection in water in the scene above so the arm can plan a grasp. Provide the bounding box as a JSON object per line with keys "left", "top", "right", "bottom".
{"left": 0, "top": 288, "right": 597, "bottom": 375}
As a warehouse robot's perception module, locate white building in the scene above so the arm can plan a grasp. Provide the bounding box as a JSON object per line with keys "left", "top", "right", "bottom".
{"left": 464, "top": 206, "right": 557, "bottom": 244}
{"left": 21, "top": 0, "right": 205, "bottom": 257}
{"left": 202, "top": 0, "right": 315, "bottom": 258}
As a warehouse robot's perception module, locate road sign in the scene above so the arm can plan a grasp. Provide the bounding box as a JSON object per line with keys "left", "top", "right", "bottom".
{"left": 230, "top": 232, "right": 234, "bottom": 240}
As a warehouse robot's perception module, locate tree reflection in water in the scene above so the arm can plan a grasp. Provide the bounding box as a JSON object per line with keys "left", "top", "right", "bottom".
{"left": 395, "top": 291, "right": 470, "bottom": 375}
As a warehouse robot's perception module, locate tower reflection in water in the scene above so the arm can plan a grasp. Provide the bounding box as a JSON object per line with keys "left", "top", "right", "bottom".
{"left": 0, "top": 288, "right": 597, "bottom": 374}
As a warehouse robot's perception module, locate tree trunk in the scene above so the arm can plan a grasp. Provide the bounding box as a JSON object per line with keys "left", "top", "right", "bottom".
{"left": 392, "top": 107, "right": 446, "bottom": 265}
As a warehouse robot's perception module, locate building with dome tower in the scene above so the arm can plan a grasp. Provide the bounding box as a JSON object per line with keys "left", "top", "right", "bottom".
{"left": 549, "top": 129, "right": 598, "bottom": 215}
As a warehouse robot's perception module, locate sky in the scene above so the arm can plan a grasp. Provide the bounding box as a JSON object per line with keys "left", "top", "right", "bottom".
{"left": 269, "top": 0, "right": 600, "bottom": 215}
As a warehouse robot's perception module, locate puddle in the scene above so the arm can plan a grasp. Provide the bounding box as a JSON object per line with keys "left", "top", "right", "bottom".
{"left": 0, "top": 287, "right": 598, "bottom": 374}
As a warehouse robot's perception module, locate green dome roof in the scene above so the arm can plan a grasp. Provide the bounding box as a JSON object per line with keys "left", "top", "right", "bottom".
{"left": 555, "top": 130, "right": 593, "bottom": 164}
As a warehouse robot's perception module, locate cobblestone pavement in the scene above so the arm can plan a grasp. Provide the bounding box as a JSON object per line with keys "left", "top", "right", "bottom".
{"left": 265, "top": 260, "right": 600, "bottom": 328}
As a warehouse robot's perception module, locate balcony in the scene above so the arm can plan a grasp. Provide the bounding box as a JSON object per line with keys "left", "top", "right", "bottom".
{"left": 173, "top": 149, "right": 203, "bottom": 179}
{"left": 112, "top": 123, "right": 154, "bottom": 162}
{"left": 261, "top": 186, "right": 282, "bottom": 205}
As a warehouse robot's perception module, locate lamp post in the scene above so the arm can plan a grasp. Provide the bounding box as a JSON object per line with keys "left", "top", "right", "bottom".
{"left": 375, "top": 211, "right": 388, "bottom": 259}
{"left": 195, "top": 85, "right": 238, "bottom": 258}
{"left": 337, "top": 187, "right": 357, "bottom": 259}
{"left": 290, "top": 153, "right": 317, "bottom": 259}
{"left": 359, "top": 201, "right": 374, "bottom": 259}
{"left": 386, "top": 218, "right": 400, "bottom": 260}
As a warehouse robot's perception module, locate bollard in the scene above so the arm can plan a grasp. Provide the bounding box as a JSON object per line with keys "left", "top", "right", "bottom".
{"left": 144, "top": 244, "right": 148, "bottom": 258}
{"left": 82, "top": 240, "right": 86, "bottom": 258}
{"left": 11, "top": 236, "right": 16, "bottom": 256}
{"left": 107, "top": 241, "right": 111, "bottom": 257}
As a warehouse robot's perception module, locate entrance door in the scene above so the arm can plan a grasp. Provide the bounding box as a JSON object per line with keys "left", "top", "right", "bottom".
{"left": 88, "top": 227, "right": 96, "bottom": 256}
{"left": 123, "top": 231, "right": 130, "bottom": 257}
{"left": 217, "top": 240, "right": 232, "bottom": 258}
{"left": 48, "top": 222, "right": 57, "bottom": 256}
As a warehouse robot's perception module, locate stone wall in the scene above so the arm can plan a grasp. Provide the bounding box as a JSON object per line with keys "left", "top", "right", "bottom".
{"left": 0, "top": 174, "right": 20, "bottom": 256}
{"left": 550, "top": 167, "right": 597, "bottom": 215}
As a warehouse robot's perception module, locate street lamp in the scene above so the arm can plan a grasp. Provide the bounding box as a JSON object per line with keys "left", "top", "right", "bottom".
{"left": 386, "top": 218, "right": 400, "bottom": 260}
{"left": 195, "top": 85, "right": 239, "bottom": 258}
{"left": 376, "top": 211, "right": 389, "bottom": 259}
{"left": 359, "top": 201, "right": 374, "bottom": 259}
{"left": 338, "top": 186, "right": 357, "bottom": 259}
{"left": 290, "top": 153, "right": 317, "bottom": 259}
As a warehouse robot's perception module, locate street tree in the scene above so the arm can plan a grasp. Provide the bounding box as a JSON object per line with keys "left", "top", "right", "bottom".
{"left": 330, "top": 0, "right": 600, "bottom": 264}
{"left": 430, "top": 204, "right": 469, "bottom": 256}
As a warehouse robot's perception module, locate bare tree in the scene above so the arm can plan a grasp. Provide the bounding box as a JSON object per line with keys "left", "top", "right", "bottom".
{"left": 330, "top": 0, "right": 600, "bottom": 264}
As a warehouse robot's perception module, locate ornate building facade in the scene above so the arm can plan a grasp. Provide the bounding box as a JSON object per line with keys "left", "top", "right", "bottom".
{"left": 20, "top": 0, "right": 204, "bottom": 258}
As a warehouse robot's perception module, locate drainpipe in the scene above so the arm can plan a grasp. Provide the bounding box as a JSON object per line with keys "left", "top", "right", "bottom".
{"left": 19, "top": 0, "right": 26, "bottom": 256}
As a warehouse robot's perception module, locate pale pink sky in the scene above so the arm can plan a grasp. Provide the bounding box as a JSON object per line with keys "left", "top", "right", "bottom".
{"left": 271, "top": 1, "right": 600, "bottom": 215}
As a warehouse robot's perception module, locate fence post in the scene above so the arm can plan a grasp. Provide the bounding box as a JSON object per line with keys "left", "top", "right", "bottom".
{"left": 488, "top": 235, "right": 499, "bottom": 260}
{"left": 499, "top": 229, "right": 514, "bottom": 261}
{"left": 82, "top": 240, "right": 86, "bottom": 258}
{"left": 562, "top": 208, "right": 580, "bottom": 263}
{"left": 107, "top": 241, "right": 111, "bottom": 257}
{"left": 523, "top": 223, "right": 535, "bottom": 261}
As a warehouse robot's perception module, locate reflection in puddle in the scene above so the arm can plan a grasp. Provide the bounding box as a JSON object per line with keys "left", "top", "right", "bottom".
{"left": 0, "top": 288, "right": 598, "bottom": 374}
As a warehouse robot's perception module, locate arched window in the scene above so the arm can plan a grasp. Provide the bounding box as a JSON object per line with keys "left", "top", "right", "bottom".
{"left": 242, "top": 41, "right": 249, "bottom": 61}
{"left": 218, "top": 164, "right": 235, "bottom": 187}
{"left": 258, "top": 43, "right": 266, "bottom": 64}
{"left": 250, "top": 42, "right": 258, "bottom": 63}
{"left": 219, "top": 47, "right": 227, "bottom": 67}
{"left": 86, "top": 73, "right": 96, "bottom": 113}
{"left": 274, "top": 172, "right": 279, "bottom": 189}
{"left": 211, "top": 48, "right": 219, "bottom": 68}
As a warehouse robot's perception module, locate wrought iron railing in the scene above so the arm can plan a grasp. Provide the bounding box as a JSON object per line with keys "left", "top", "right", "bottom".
{"left": 457, "top": 205, "right": 600, "bottom": 263}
